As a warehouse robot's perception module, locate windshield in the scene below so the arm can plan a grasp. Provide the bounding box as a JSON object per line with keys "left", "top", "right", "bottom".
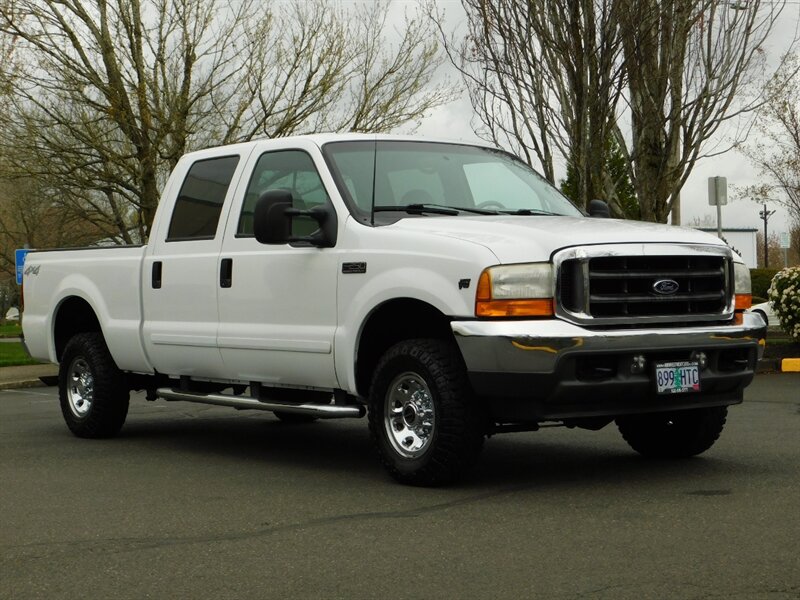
{"left": 322, "top": 140, "right": 583, "bottom": 224}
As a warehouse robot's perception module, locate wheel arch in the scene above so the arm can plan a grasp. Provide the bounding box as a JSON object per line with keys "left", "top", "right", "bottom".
{"left": 354, "top": 298, "right": 455, "bottom": 398}
{"left": 53, "top": 296, "right": 103, "bottom": 362}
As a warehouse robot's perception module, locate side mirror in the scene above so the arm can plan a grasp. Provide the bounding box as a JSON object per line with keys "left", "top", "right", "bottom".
{"left": 253, "top": 189, "right": 338, "bottom": 247}
{"left": 254, "top": 190, "right": 292, "bottom": 244}
{"left": 588, "top": 199, "right": 610, "bottom": 218}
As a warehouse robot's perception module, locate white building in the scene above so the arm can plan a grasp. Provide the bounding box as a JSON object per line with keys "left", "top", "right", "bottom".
{"left": 695, "top": 228, "right": 758, "bottom": 268}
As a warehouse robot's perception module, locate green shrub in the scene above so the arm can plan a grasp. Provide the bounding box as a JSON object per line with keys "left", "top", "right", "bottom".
{"left": 767, "top": 267, "right": 800, "bottom": 341}
{"left": 750, "top": 269, "right": 779, "bottom": 300}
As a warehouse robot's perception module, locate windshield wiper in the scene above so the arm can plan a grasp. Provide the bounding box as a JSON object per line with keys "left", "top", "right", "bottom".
{"left": 374, "top": 203, "right": 498, "bottom": 216}
{"left": 499, "top": 208, "right": 559, "bottom": 216}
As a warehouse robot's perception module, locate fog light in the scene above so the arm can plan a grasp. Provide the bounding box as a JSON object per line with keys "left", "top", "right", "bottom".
{"left": 691, "top": 351, "right": 709, "bottom": 370}
{"left": 631, "top": 355, "right": 647, "bottom": 374}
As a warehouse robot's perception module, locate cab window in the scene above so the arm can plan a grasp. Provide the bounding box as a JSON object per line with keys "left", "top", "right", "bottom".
{"left": 238, "top": 150, "right": 328, "bottom": 237}
{"left": 167, "top": 155, "right": 239, "bottom": 241}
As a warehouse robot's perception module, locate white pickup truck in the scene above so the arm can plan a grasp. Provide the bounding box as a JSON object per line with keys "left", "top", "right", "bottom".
{"left": 22, "top": 134, "right": 765, "bottom": 485}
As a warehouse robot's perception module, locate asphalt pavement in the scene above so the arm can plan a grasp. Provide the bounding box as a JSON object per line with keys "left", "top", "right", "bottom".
{"left": 1, "top": 374, "right": 799, "bottom": 599}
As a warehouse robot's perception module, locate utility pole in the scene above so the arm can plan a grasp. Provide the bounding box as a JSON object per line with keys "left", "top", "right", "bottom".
{"left": 758, "top": 204, "right": 776, "bottom": 268}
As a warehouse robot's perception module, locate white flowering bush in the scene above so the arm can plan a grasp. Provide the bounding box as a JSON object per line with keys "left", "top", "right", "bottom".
{"left": 767, "top": 267, "right": 800, "bottom": 341}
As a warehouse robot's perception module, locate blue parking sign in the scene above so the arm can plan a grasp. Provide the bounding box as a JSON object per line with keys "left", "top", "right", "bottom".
{"left": 15, "top": 249, "right": 30, "bottom": 285}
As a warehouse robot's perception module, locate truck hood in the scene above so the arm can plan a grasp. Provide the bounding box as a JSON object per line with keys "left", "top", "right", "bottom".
{"left": 390, "top": 215, "right": 728, "bottom": 263}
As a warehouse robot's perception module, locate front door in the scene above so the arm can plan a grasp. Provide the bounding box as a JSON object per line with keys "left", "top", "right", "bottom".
{"left": 217, "top": 142, "right": 339, "bottom": 388}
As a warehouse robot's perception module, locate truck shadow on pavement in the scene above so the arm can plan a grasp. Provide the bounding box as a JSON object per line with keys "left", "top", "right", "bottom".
{"left": 109, "top": 405, "right": 745, "bottom": 491}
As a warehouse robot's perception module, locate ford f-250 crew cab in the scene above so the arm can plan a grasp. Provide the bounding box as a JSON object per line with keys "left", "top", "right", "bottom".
{"left": 22, "top": 134, "right": 766, "bottom": 485}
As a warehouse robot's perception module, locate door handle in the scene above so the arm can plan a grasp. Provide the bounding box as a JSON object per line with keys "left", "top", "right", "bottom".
{"left": 152, "top": 261, "right": 162, "bottom": 289}
{"left": 220, "top": 258, "right": 233, "bottom": 288}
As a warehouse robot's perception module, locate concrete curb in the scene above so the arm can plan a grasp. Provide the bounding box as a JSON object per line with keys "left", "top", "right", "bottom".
{"left": 0, "top": 364, "right": 59, "bottom": 391}
{"left": 0, "top": 379, "right": 47, "bottom": 391}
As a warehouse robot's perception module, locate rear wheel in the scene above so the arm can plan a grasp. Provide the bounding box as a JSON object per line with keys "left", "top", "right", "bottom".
{"left": 59, "top": 332, "right": 129, "bottom": 438}
{"left": 368, "top": 339, "right": 485, "bottom": 486}
{"left": 616, "top": 406, "right": 728, "bottom": 458}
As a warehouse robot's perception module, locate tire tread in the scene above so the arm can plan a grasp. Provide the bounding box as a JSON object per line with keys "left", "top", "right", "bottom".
{"left": 616, "top": 406, "right": 728, "bottom": 458}
{"left": 368, "top": 338, "right": 484, "bottom": 486}
{"left": 59, "top": 332, "right": 129, "bottom": 438}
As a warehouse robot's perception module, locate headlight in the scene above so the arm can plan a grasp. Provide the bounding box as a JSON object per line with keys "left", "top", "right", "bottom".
{"left": 476, "top": 263, "right": 554, "bottom": 317}
{"left": 733, "top": 262, "right": 752, "bottom": 309}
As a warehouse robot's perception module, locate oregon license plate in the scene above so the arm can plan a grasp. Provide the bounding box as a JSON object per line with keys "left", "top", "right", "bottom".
{"left": 655, "top": 361, "right": 700, "bottom": 394}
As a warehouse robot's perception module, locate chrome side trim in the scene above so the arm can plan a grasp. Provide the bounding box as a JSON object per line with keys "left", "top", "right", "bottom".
{"left": 216, "top": 337, "right": 332, "bottom": 353}
{"left": 156, "top": 388, "right": 365, "bottom": 419}
{"left": 150, "top": 333, "right": 217, "bottom": 347}
{"left": 552, "top": 243, "right": 734, "bottom": 327}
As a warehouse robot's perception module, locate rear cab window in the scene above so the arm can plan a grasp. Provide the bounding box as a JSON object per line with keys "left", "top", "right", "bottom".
{"left": 166, "top": 155, "right": 240, "bottom": 241}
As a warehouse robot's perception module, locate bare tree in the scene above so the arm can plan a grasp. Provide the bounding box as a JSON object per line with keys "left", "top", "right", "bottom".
{"left": 0, "top": 173, "right": 109, "bottom": 315}
{"left": 0, "top": 0, "right": 454, "bottom": 242}
{"left": 0, "top": 0, "right": 15, "bottom": 94}
{"left": 615, "top": 0, "right": 789, "bottom": 223}
{"left": 739, "top": 53, "right": 800, "bottom": 228}
{"left": 0, "top": 176, "right": 108, "bottom": 279}
{"left": 443, "top": 0, "right": 791, "bottom": 222}
{"left": 433, "top": 0, "right": 626, "bottom": 213}
{"left": 756, "top": 231, "right": 799, "bottom": 268}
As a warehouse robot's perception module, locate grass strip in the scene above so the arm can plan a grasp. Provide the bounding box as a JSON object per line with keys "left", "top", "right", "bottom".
{"left": 0, "top": 342, "right": 40, "bottom": 367}
{"left": 0, "top": 323, "right": 22, "bottom": 338}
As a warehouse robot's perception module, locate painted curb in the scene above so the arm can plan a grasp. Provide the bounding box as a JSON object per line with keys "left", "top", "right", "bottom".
{"left": 781, "top": 358, "right": 800, "bottom": 372}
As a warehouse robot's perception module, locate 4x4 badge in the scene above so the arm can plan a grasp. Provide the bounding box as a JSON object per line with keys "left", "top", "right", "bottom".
{"left": 652, "top": 279, "right": 679, "bottom": 295}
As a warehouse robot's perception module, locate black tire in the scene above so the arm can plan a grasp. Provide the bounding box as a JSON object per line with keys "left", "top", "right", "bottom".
{"left": 367, "top": 339, "right": 485, "bottom": 486}
{"left": 616, "top": 406, "right": 728, "bottom": 458}
{"left": 59, "top": 332, "right": 129, "bottom": 438}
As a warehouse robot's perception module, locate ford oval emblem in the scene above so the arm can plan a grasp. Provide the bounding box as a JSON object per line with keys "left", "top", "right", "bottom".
{"left": 653, "top": 279, "right": 680, "bottom": 295}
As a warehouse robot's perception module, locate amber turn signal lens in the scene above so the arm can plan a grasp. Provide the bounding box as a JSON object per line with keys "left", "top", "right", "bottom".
{"left": 476, "top": 270, "right": 493, "bottom": 302}
{"left": 476, "top": 298, "right": 554, "bottom": 318}
{"left": 734, "top": 294, "right": 752, "bottom": 310}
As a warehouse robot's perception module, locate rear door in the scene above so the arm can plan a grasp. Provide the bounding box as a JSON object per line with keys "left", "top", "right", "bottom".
{"left": 142, "top": 149, "right": 251, "bottom": 378}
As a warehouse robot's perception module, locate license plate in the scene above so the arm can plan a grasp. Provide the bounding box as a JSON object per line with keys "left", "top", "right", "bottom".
{"left": 655, "top": 361, "right": 700, "bottom": 394}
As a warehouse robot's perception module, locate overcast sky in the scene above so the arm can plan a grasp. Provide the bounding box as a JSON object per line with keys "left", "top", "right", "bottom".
{"left": 406, "top": 0, "right": 800, "bottom": 237}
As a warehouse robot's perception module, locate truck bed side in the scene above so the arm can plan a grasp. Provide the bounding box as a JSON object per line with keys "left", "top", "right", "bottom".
{"left": 22, "top": 246, "right": 151, "bottom": 373}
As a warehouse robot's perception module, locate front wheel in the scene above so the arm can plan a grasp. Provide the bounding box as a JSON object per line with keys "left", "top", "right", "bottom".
{"left": 616, "top": 406, "right": 728, "bottom": 458}
{"left": 368, "top": 339, "right": 485, "bottom": 486}
{"left": 59, "top": 332, "right": 129, "bottom": 438}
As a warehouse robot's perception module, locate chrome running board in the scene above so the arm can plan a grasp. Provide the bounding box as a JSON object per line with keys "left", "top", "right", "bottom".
{"left": 155, "top": 388, "right": 365, "bottom": 419}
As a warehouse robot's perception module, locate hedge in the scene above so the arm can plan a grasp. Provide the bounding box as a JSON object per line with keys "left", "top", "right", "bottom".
{"left": 767, "top": 267, "right": 800, "bottom": 341}
{"left": 750, "top": 269, "right": 779, "bottom": 300}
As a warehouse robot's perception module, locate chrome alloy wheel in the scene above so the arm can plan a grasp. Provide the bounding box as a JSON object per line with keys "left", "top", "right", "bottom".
{"left": 67, "top": 357, "right": 94, "bottom": 418}
{"left": 384, "top": 371, "right": 436, "bottom": 459}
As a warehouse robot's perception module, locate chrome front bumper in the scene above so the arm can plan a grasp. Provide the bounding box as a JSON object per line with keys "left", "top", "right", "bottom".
{"left": 451, "top": 313, "right": 766, "bottom": 420}
{"left": 452, "top": 313, "right": 765, "bottom": 375}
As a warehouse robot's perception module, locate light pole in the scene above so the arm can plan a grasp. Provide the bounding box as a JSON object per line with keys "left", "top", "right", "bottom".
{"left": 758, "top": 204, "right": 776, "bottom": 268}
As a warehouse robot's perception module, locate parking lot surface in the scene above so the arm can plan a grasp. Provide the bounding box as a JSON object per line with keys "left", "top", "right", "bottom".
{"left": 2, "top": 375, "right": 799, "bottom": 599}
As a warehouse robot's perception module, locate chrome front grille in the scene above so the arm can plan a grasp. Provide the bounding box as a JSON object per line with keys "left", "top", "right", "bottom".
{"left": 555, "top": 244, "right": 734, "bottom": 325}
